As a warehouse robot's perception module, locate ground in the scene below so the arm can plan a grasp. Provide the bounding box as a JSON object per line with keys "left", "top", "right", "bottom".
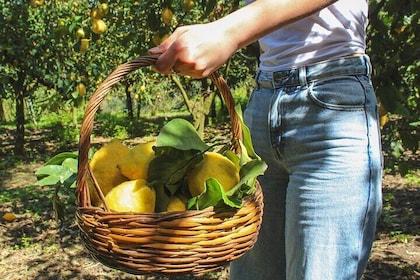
{"left": 0, "top": 126, "right": 419, "bottom": 280}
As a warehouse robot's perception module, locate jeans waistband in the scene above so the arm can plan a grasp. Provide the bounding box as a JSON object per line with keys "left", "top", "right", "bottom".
{"left": 256, "top": 54, "right": 372, "bottom": 89}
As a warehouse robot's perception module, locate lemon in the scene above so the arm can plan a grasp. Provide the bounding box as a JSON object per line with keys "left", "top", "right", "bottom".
{"left": 89, "top": 139, "right": 130, "bottom": 206}
{"left": 75, "top": 28, "right": 85, "bottom": 39}
{"left": 166, "top": 195, "right": 187, "bottom": 212}
{"left": 2, "top": 212, "right": 17, "bottom": 222}
{"left": 99, "top": 3, "right": 109, "bottom": 16}
{"left": 183, "top": 0, "right": 195, "bottom": 13}
{"left": 92, "top": 19, "right": 107, "bottom": 34}
{"left": 90, "top": 7, "right": 102, "bottom": 19}
{"left": 161, "top": 8, "right": 173, "bottom": 25}
{"left": 152, "top": 32, "right": 161, "bottom": 46}
{"left": 76, "top": 83, "right": 86, "bottom": 97}
{"left": 187, "top": 152, "right": 240, "bottom": 197}
{"left": 117, "top": 141, "right": 155, "bottom": 180}
{"left": 105, "top": 179, "right": 156, "bottom": 213}
{"left": 79, "top": 39, "right": 90, "bottom": 54}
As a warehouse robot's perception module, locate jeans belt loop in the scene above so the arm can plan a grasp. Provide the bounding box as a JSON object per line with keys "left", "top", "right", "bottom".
{"left": 271, "top": 72, "right": 277, "bottom": 89}
{"left": 364, "top": 55, "right": 372, "bottom": 77}
{"left": 298, "top": 66, "right": 307, "bottom": 87}
{"left": 255, "top": 70, "right": 261, "bottom": 90}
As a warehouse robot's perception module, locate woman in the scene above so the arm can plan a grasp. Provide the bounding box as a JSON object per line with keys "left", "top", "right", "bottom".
{"left": 149, "top": 0, "right": 383, "bottom": 279}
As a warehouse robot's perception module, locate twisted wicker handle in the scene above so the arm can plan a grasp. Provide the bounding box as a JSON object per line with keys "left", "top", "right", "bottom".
{"left": 76, "top": 55, "right": 243, "bottom": 207}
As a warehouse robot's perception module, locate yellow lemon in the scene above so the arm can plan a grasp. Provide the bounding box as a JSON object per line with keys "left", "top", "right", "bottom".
{"left": 161, "top": 8, "right": 173, "bottom": 25}
{"left": 92, "top": 19, "right": 107, "bottom": 34}
{"left": 99, "top": 3, "right": 109, "bottom": 16}
{"left": 187, "top": 152, "right": 240, "bottom": 197}
{"left": 89, "top": 139, "right": 130, "bottom": 206}
{"left": 2, "top": 212, "right": 17, "bottom": 222}
{"left": 152, "top": 32, "right": 161, "bottom": 46}
{"left": 166, "top": 195, "right": 187, "bottom": 212}
{"left": 105, "top": 179, "right": 156, "bottom": 213}
{"left": 76, "top": 83, "right": 86, "bottom": 97}
{"left": 75, "top": 28, "right": 85, "bottom": 39}
{"left": 183, "top": 0, "right": 195, "bottom": 12}
{"left": 90, "top": 7, "right": 102, "bottom": 19}
{"left": 79, "top": 39, "right": 90, "bottom": 54}
{"left": 117, "top": 140, "right": 155, "bottom": 180}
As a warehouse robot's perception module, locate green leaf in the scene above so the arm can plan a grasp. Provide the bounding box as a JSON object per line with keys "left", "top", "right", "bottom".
{"left": 148, "top": 147, "right": 203, "bottom": 212}
{"left": 156, "top": 118, "right": 209, "bottom": 151}
{"left": 235, "top": 105, "right": 259, "bottom": 159}
{"left": 227, "top": 158, "right": 267, "bottom": 196}
{"left": 35, "top": 157, "right": 78, "bottom": 187}
{"left": 148, "top": 148, "right": 202, "bottom": 187}
{"left": 188, "top": 178, "right": 241, "bottom": 210}
{"left": 36, "top": 165, "right": 66, "bottom": 177}
{"left": 149, "top": 118, "right": 211, "bottom": 212}
{"left": 36, "top": 175, "right": 62, "bottom": 186}
{"left": 44, "top": 152, "right": 78, "bottom": 166}
{"left": 62, "top": 158, "right": 78, "bottom": 173}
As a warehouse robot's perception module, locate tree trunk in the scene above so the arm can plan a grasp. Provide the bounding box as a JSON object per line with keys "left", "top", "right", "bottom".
{"left": 125, "top": 83, "right": 133, "bottom": 120}
{"left": 14, "top": 89, "right": 25, "bottom": 155}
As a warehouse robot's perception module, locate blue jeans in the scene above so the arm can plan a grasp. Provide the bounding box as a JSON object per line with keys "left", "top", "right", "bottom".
{"left": 230, "top": 55, "right": 383, "bottom": 280}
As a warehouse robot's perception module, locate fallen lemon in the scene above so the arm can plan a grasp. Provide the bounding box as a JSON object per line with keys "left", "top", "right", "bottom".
{"left": 117, "top": 141, "right": 155, "bottom": 180}
{"left": 187, "top": 152, "right": 240, "bottom": 197}
{"left": 89, "top": 139, "right": 130, "bottom": 206}
{"left": 2, "top": 212, "right": 17, "bottom": 222}
{"left": 105, "top": 179, "right": 156, "bottom": 213}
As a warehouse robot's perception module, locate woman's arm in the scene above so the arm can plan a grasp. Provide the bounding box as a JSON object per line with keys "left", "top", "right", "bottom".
{"left": 149, "top": 0, "right": 337, "bottom": 78}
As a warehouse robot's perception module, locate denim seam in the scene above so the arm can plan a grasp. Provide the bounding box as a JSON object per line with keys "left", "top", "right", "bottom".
{"left": 356, "top": 75, "right": 373, "bottom": 279}
{"left": 269, "top": 90, "right": 284, "bottom": 161}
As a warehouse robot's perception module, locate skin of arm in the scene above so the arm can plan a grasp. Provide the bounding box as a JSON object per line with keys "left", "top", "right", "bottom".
{"left": 149, "top": 0, "right": 338, "bottom": 78}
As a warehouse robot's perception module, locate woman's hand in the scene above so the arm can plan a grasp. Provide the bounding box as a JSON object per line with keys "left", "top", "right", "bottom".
{"left": 148, "top": 23, "right": 237, "bottom": 78}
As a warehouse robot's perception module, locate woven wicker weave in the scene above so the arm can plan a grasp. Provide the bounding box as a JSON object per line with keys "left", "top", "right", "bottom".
{"left": 75, "top": 55, "right": 264, "bottom": 276}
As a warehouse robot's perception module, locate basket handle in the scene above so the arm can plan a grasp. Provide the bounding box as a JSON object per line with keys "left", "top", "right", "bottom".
{"left": 76, "top": 55, "right": 243, "bottom": 207}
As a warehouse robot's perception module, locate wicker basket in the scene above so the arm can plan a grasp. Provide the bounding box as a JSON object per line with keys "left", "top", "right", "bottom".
{"left": 75, "top": 55, "right": 264, "bottom": 276}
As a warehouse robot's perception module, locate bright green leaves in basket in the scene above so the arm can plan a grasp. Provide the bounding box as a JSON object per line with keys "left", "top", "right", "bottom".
{"left": 148, "top": 119, "right": 210, "bottom": 212}
{"left": 148, "top": 108, "right": 267, "bottom": 212}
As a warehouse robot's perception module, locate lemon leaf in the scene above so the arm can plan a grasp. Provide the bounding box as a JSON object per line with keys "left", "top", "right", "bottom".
{"left": 226, "top": 158, "right": 267, "bottom": 197}
{"left": 187, "top": 178, "right": 241, "bottom": 210}
{"left": 44, "top": 152, "right": 78, "bottom": 166}
{"left": 149, "top": 147, "right": 203, "bottom": 212}
{"left": 156, "top": 118, "right": 209, "bottom": 151}
{"left": 235, "top": 105, "right": 259, "bottom": 159}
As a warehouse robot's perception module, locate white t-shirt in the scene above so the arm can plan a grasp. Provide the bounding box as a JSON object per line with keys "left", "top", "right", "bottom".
{"left": 247, "top": 0, "right": 369, "bottom": 71}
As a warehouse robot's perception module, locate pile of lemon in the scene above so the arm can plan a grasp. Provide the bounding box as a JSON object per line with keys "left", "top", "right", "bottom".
{"left": 88, "top": 139, "right": 239, "bottom": 213}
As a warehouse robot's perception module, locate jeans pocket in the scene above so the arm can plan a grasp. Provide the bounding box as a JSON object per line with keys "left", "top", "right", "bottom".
{"left": 308, "top": 76, "right": 367, "bottom": 111}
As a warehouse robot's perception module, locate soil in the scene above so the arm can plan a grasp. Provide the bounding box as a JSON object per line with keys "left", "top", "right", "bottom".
{"left": 0, "top": 126, "right": 419, "bottom": 280}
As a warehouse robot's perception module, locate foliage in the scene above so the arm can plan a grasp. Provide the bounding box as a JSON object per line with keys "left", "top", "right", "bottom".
{"left": 367, "top": 0, "right": 420, "bottom": 174}
{"left": 1, "top": 0, "right": 419, "bottom": 176}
